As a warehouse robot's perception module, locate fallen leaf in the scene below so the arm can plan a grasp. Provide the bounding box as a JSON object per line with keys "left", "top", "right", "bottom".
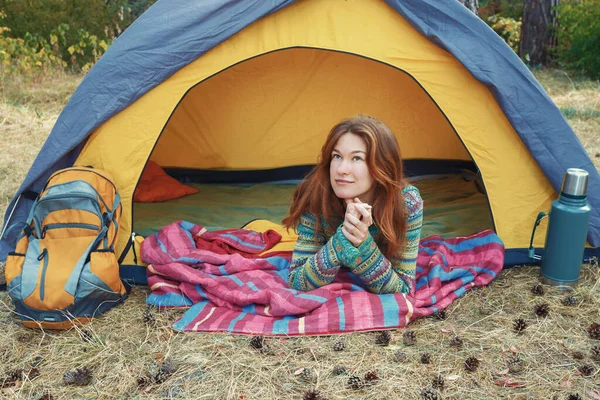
{"left": 440, "top": 329, "right": 452, "bottom": 334}
{"left": 497, "top": 368, "right": 510, "bottom": 375}
{"left": 446, "top": 375, "right": 461, "bottom": 381}
{"left": 494, "top": 378, "right": 526, "bottom": 388}
{"left": 560, "top": 379, "right": 573, "bottom": 388}
{"left": 509, "top": 345, "right": 519, "bottom": 353}
{"left": 294, "top": 368, "right": 305, "bottom": 375}
{"left": 586, "top": 390, "right": 600, "bottom": 400}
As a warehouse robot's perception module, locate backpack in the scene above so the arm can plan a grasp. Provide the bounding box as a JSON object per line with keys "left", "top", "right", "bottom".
{"left": 4, "top": 166, "right": 129, "bottom": 329}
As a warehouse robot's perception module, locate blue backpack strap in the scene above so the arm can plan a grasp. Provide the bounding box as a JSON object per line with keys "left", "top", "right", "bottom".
{"left": 63, "top": 224, "right": 109, "bottom": 296}
{"left": 64, "top": 190, "right": 118, "bottom": 294}
{"left": 18, "top": 239, "right": 43, "bottom": 299}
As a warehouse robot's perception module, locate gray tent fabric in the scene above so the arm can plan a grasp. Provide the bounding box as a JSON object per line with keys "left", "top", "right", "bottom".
{"left": 1, "top": 0, "right": 598, "bottom": 261}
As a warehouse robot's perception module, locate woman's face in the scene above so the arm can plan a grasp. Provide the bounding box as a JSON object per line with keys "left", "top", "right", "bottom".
{"left": 329, "top": 133, "right": 376, "bottom": 204}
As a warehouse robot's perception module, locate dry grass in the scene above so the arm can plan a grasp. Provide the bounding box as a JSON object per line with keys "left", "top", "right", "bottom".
{"left": 0, "top": 68, "right": 599, "bottom": 400}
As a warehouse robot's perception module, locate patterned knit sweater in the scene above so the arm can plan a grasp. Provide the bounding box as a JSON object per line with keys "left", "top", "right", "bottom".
{"left": 288, "top": 185, "right": 423, "bottom": 294}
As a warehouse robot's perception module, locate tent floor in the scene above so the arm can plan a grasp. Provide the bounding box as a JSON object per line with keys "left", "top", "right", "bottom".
{"left": 133, "top": 174, "right": 494, "bottom": 240}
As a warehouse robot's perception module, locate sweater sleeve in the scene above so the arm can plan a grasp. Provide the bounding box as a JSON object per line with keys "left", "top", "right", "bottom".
{"left": 343, "top": 186, "right": 423, "bottom": 294}
{"left": 288, "top": 214, "right": 351, "bottom": 291}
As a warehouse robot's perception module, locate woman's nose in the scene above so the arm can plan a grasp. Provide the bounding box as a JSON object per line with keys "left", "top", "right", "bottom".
{"left": 337, "top": 159, "right": 351, "bottom": 174}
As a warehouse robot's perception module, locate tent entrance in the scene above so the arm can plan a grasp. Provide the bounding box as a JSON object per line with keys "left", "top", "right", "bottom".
{"left": 150, "top": 48, "right": 473, "bottom": 172}
{"left": 134, "top": 48, "right": 494, "bottom": 238}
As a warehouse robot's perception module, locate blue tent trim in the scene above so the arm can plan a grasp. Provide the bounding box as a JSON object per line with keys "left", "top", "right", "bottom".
{"left": 1, "top": 0, "right": 598, "bottom": 261}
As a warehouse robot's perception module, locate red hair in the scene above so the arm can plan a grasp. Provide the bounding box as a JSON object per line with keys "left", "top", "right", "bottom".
{"left": 283, "top": 115, "right": 408, "bottom": 259}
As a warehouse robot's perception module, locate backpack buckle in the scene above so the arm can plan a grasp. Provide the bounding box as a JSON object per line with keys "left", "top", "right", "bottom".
{"left": 102, "top": 212, "right": 113, "bottom": 227}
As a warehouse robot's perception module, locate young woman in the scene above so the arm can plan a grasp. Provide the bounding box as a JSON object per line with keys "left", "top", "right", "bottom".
{"left": 282, "top": 115, "right": 423, "bottom": 294}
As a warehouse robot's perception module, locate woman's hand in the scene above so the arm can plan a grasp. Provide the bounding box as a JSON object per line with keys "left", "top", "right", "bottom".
{"left": 342, "top": 198, "right": 373, "bottom": 247}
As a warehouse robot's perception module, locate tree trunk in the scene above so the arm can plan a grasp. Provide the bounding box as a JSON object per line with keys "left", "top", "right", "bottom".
{"left": 458, "top": 0, "right": 480, "bottom": 15}
{"left": 519, "top": 0, "right": 559, "bottom": 65}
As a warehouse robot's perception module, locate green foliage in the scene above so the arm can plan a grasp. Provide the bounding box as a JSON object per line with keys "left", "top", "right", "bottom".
{"left": 0, "top": 11, "right": 66, "bottom": 77}
{"left": 0, "top": 0, "right": 156, "bottom": 71}
{"left": 479, "top": 0, "right": 523, "bottom": 20}
{"left": 0, "top": 11, "right": 112, "bottom": 78}
{"left": 555, "top": 0, "right": 600, "bottom": 79}
{"left": 498, "top": 0, "right": 524, "bottom": 20}
{"left": 487, "top": 15, "right": 522, "bottom": 52}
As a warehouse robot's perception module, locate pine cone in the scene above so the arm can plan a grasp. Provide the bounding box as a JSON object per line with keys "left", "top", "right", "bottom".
{"left": 513, "top": 318, "right": 528, "bottom": 334}
{"left": 531, "top": 284, "right": 545, "bottom": 296}
{"left": 420, "top": 387, "right": 440, "bottom": 400}
{"left": 332, "top": 365, "right": 346, "bottom": 376}
{"left": 588, "top": 323, "right": 600, "bottom": 340}
{"left": 432, "top": 375, "right": 444, "bottom": 390}
{"left": 79, "top": 329, "right": 94, "bottom": 343}
{"left": 572, "top": 351, "right": 585, "bottom": 360}
{"left": 137, "top": 376, "right": 150, "bottom": 388}
{"left": 562, "top": 295, "right": 578, "bottom": 306}
{"left": 26, "top": 368, "right": 40, "bottom": 380}
{"left": 63, "top": 367, "right": 93, "bottom": 386}
{"left": 420, "top": 353, "right": 432, "bottom": 364}
{"left": 403, "top": 330, "right": 416, "bottom": 346}
{"left": 3, "top": 369, "right": 24, "bottom": 387}
{"left": 249, "top": 336, "right": 264, "bottom": 350}
{"left": 567, "top": 394, "right": 583, "bottom": 400}
{"left": 143, "top": 310, "right": 155, "bottom": 324}
{"left": 577, "top": 364, "right": 595, "bottom": 377}
{"left": 303, "top": 389, "right": 325, "bottom": 400}
{"left": 591, "top": 345, "right": 600, "bottom": 361}
{"left": 393, "top": 350, "right": 408, "bottom": 363}
{"left": 464, "top": 356, "right": 480, "bottom": 372}
{"left": 375, "top": 331, "right": 392, "bottom": 346}
{"left": 150, "top": 360, "right": 175, "bottom": 384}
{"left": 507, "top": 355, "right": 524, "bottom": 373}
{"left": 347, "top": 375, "right": 363, "bottom": 390}
{"left": 534, "top": 302, "right": 550, "bottom": 317}
{"left": 449, "top": 335, "right": 463, "bottom": 347}
{"left": 434, "top": 309, "right": 447, "bottom": 320}
{"left": 333, "top": 341, "right": 345, "bottom": 351}
{"left": 301, "top": 368, "right": 315, "bottom": 382}
{"left": 364, "top": 371, "right": 379, "bottom": 385}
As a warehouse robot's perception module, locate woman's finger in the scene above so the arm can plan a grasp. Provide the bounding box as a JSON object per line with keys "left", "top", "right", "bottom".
{"left": 345, "top": 213, "right": 367, "bottom": 232}
{"left": 341, "top": 226, "right": 360, "bottom": 246}
{"left": 344, "top": 220, "right": 367, "bottom": 242}
{"left": 353, "top": 203, "right": 373, "bottom": 225}
{"left": 345, "top": 202, "right": 360, "bottom": 218}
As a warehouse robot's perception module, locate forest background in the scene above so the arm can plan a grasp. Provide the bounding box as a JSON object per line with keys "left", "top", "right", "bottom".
{"left": 0, "top": 0, "right": 599, "bottom": 80}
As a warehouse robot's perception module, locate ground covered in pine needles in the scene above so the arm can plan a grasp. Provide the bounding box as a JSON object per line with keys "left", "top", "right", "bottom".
{"left": 0, "top": 69, "right": 599, "bottom": 399}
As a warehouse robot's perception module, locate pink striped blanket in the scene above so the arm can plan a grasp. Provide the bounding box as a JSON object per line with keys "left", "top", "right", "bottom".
{"left": 143, "top": 220, "right": 504, "bottom": 335}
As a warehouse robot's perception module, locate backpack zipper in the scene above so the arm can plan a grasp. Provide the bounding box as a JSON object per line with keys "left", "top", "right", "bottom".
{"left": 42, "top": 223, "right": 100, "bottom": 238}
{"left": 38, "top": 248, "right": 49, "bottom": 301}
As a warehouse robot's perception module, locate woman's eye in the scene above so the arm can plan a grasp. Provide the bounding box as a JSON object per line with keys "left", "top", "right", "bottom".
{"left": 353, "top": 156, "right": 363, "bottom": 162}
{"left": 332, "top": 154, "right": 341, "bottom": 160}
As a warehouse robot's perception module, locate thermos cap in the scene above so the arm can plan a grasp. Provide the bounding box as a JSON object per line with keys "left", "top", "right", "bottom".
{"left": 561, "top": 168, "right": 589, "bottom": 196}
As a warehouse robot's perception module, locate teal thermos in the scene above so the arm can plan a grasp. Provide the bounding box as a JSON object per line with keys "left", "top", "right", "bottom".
{"left": 532, "top": 168, "right": 592, "bottom": 288}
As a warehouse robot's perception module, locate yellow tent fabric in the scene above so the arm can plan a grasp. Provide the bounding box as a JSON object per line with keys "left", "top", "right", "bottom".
{"left": 76, "top": 0, "right": 558, "bottom": 264}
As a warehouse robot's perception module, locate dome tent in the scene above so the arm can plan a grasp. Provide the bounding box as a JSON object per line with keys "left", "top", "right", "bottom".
{"left": 1, "top": 0, "right": 598, "bottom": 281}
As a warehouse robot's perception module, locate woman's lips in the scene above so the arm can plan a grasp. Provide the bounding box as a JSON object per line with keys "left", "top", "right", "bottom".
{"left": 335, "top": 179, "right": 353, "bottom": 185}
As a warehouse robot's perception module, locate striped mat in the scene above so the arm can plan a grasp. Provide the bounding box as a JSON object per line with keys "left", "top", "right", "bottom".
{"left": 143, "top": 220, "right": 504, "bottom": 335}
